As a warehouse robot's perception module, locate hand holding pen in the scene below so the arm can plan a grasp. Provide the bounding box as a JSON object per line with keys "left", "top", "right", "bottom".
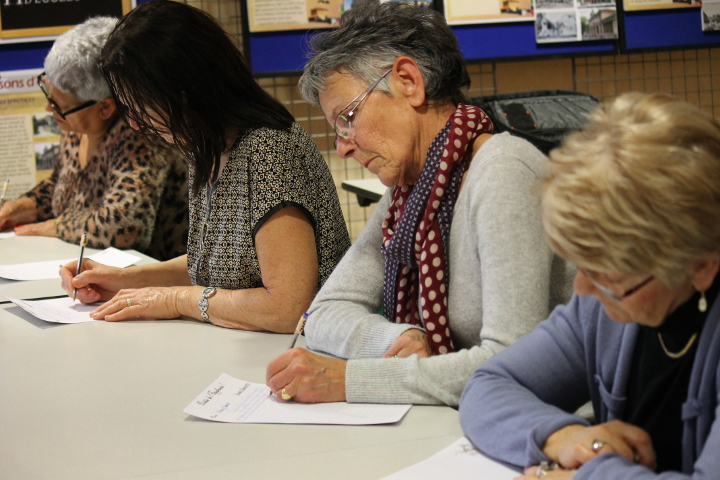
{"left": 72, "top": 232, "right": 88, "bottom": 301}
{"left": 269, "top": 312, "right": 309, "bottom": 400}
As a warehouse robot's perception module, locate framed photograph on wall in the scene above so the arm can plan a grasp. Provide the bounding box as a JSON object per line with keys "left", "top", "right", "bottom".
{"left": 0, "top": 0, "right": 132, "bottom": 39}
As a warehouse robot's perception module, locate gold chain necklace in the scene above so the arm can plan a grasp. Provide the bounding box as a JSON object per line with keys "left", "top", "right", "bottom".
{"left": 657, "top": 332, "right": 698, "bottom": 359}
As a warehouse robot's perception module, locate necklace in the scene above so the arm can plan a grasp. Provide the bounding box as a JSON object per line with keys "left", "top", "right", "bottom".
{"left": 657, "top": 332, "right": 698, "bottom": 359}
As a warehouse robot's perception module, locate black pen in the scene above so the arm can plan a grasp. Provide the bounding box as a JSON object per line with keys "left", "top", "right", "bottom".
{"left": 0, "top": 178, "right": 9, "bottom": 209}
{"left": 72, "top": 232, "right": 88, "bottom": 301}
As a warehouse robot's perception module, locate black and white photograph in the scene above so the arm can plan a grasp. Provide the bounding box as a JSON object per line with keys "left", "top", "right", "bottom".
{"left": 536, "top": 10, "right": 578, "bottom": 42}
{"left": 33, "top": 141, "right": 59, "bottom": 171}
{"left": 536, "top": 0, "right": 574, "bottom": 8}
{"left": 578, "top": 0, "right": 616, "bottom": 5}
{"left": 32, "top": 112, "right": 61, "bottom": 137}
{"left": 702, "top": 1, "right": 720, "bottom": 31}
{"left": 580, "top": 7, "right": 618, "bottom": 40}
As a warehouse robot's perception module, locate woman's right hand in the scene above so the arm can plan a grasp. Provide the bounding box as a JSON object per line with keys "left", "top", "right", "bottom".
{"left": 59, "top": 258, "right": 126, "bottom": 303}
{"left": 543, "top": 420, "right": 656, "bottom": 470}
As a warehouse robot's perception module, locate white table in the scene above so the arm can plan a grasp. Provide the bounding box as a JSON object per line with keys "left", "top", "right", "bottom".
{"left": 0, "top": 235, "right": 157, "bottom": 301}
{"left": 0, "top": 237, "right": 463, "bottom": 480}
{"left": 341, "top": 178, "right": 388, "bottom": 206}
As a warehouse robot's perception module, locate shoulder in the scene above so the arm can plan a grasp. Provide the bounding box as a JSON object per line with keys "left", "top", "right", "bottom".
{"left": 105, "top": 118, "right": 159, "bottom": 167}
{"left": 468, "top": 132, "right": 547, "bottom": 180}
{"left": 234, "top": 124, "right": 315, "bottom": 152}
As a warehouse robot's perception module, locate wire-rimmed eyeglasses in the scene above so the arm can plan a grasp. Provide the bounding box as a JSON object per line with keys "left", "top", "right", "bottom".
{"left": 334, "top": 69, "right": 391, "bottom": 141}
{"left": 579, "top": 268, "right": 655, "bottom": 301}
{"left": 38, "top": 72, "right": 97, "bottom": 120}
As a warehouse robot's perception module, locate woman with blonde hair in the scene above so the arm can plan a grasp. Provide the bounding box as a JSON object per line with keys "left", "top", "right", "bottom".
{"left": 460, "top": 92, "right": 720, "bottom": 479}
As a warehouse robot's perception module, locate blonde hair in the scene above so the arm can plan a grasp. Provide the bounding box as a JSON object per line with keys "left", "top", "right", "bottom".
{"left": 541, "top": 92, "right": 720, "bottom": 287}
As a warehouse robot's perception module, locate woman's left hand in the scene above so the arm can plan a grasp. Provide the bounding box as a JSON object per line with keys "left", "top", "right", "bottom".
{"left": 518, "top": 466, "right": 575, "bottom": 480}
{"left": 383, "top": 328, "right": 432, "bottom": 358}
{"left": 89, "top": 287, "right": 181, "bottom": 321}
{"left": 14, "top": 219, "right": 57, "bottom": 237}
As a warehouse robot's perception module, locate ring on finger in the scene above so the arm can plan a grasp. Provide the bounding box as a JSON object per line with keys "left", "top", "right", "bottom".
{"left": 281, "top": 388, "right": 292, "bottom": 400}
{"left": 536, "top": 461, "right": 559, "bottom": 478}
{"left": 592, "top": 439, "right": 605, "bottom": 452}
{"left": 126, "top": 298, "right": 132, "bottom": 308}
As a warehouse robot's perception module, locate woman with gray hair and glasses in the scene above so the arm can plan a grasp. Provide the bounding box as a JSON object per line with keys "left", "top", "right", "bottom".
{"left": 460, "top": 93, "right": 720, "bottom": 479}
{"left": 0, "top": 16, "right": 188, "bottom": 260}
{"left": 266, "top": 1, "right": 574, "bottom": 405}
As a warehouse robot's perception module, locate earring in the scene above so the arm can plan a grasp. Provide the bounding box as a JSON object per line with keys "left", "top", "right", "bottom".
{"left": 699, "top": 290, "right": 707, "bottom": 313}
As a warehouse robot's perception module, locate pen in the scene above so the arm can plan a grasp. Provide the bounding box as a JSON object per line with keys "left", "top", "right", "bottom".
{"left": 270, "top": 312, "right": 309, "bottom": 397}
{"left": 72, "top": 232, "right": 88, "bottom": 301}
{"left": 288, "top": 312, "right": 309, "bottom": 349}
{"left": 0, "top": 178, "right": 9, "bottom": 209}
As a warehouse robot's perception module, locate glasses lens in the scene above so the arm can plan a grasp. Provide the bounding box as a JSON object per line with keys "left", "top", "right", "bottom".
{"left": 38, "top": 75, "right": 65, "bottom": 118}
{"left": 335, "top": 112, "right": 352, "bottom": 139}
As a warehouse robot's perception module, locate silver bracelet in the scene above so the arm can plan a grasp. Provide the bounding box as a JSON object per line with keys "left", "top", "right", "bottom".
{"left": 198, "top": 287, "right": 217, "bottom": 322}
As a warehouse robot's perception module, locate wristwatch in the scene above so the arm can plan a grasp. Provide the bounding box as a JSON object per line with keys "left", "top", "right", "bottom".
{"left": 198, "top": 287, "right": 217, "bottom": 322}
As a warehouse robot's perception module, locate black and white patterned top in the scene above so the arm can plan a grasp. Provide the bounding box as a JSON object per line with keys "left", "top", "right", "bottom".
{"left": 186, "top": 123, "right": 350, "bottom": 290}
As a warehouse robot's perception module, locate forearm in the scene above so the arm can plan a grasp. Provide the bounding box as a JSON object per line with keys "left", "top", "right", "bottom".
{"left": 173, "top": 283, "right": 308, "bottom": 332}
{"left": 122, "top": 255, "right": 191, "bottom": 288}
{"left": 346, "top": 345, "right": 486, "bottom": 405}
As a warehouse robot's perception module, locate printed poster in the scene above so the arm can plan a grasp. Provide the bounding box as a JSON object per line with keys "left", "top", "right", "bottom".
{"left": 624, "top": 0, "right": 700, "bottom": 12}
{"left": 0, "top": 69, "right": 58, "bottom": 202}
{"left": 445, "top": 0, "right": 534, "bottom": 25}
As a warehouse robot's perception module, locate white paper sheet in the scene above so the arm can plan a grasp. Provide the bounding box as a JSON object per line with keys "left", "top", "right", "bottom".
{"left": 381, "top": 437, "right": 519, "bottom": 480}
{"left": 184, "top": 374, "right": 412, "bottom": 425}
{"left": 0, "top": 231, "right": 16, "bottom": 239}
{"left": 0, "top": 247, "right": 140, "bottom": 280}
{"left": 6, "top": 296, "right": 99, "bottom": 324}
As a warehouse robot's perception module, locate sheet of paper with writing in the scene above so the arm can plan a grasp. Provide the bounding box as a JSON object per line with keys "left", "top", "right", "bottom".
{"left": 380, "top": 437, "right": 519, "bottom": 480}
{"left": 184, "top": 374, "right": 412, "bottom": 425}
{"left": 0, "top": 247, "right": 140, "bottom": 280}
{"left": 6, "top": 296, "right": 100, "bottom": 323}
{"left": 0, "top": 231, "right": 16, "bottom": 239}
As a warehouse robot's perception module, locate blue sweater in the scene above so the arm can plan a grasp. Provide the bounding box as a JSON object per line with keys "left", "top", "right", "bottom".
{"left": 459, "top": 292, "right": 720, "bottom": 480}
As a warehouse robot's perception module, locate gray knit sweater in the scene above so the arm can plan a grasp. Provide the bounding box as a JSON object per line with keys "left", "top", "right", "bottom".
{"left": 305, "top": 133, "right": 576, "bottom": 406}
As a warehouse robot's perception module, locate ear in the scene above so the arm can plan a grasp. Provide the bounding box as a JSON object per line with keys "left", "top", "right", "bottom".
{"left": 391, "top": 56, "right": 427, "bottom": 108}
{"left": 691, "top": 252, "right": 720, "bottom": 292}
{"left": 98, "top": 96, "right": 117, "bottom": 120}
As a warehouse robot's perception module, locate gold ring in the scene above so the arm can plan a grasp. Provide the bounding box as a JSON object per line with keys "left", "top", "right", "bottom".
{"left": 126, "top": 298, "right": 132, "bottom": 308}
{"left": 281, "top": 388, "right": 292, "bottom": 400}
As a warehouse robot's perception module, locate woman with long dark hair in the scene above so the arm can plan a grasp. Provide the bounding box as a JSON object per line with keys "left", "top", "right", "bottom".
{"left": 60, "top": 1, "right": 350, "bottom": 332}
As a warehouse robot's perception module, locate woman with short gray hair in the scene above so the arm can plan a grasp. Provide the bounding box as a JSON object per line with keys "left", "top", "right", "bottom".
{"left": 266, "top": 1, "right": 574, "bottom": 406}
{"left": 0, "top": 16, "right": 188, "bottom": 260}
{"left": 460, "top": 93, "right": 720, "bottom": 479}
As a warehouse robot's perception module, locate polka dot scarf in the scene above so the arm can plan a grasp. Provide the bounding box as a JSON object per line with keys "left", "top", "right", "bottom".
{"left": 381, "top": 104, "right": 493, "bottom": 355}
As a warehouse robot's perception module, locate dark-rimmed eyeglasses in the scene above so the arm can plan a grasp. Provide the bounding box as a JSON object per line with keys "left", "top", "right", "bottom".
{"left": 334, "top": 69, "right": 391, "bottom": 142}
{"left": 579, "top": 268, "right": 655, "bottom": 301}
{"left": 38, "top": 72, "right": 97, "bottom": 119}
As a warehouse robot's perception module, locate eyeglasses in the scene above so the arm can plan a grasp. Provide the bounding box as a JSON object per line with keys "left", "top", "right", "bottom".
{"left": 334, "top": 69, "right": 391, "bottom": 141}
{"left": 38, "top": 72, "right": 97, "bottom": 119}
{"left": 579, "top": 268, "right": 655, "bottom": 301}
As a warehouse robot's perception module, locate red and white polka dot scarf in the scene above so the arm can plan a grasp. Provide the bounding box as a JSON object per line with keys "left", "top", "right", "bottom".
{"left": 381, "top": 104, "right": 493, "bottom": 355}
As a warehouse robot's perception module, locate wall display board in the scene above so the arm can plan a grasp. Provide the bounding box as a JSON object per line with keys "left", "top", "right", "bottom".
{"left": 0, "top": 68, "right": 55, "bottom": 201}
{"left": 535, "top": 0, "right": 618, "bottom": 44}
{"left": 623, "top": 7, "right": 719, "bottom": 49}
{"left": 444, "top": 0, "right": 534, "bottom": 25}
{"left": 0, "top": 0, "right": 132, "bottom": 39}
{"left": 624, "top": 0, "right": 699, "bottom": 12}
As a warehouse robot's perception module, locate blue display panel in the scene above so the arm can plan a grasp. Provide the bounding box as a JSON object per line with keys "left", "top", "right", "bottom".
{"left": 624, "top": 8, "right": 720, "bottom": 50}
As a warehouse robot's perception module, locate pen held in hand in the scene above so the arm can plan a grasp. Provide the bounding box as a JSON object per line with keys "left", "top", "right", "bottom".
{"left": 0, "top": 178, "right": 9, "bottom": 209}
{"left": 72, "top": 232, "right": 88, "bottom": 302}
{"left": 288, "top": 312, "right": 309, "bottom": 350}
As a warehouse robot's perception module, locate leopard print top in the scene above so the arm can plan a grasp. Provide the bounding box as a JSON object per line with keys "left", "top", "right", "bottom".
{"left": 186, "top": 123, "right": 350, "bottom": 289}
{"left": 24, "top": 117, "right": 189, "bottom": 260}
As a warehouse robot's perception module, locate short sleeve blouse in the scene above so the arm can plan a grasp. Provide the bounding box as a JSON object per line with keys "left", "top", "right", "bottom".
{"left": 186, "top": 123, "right": 350, "bottom": 290}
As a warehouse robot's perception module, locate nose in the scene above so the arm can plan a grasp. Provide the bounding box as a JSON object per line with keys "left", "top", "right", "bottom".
{"left": 573, "top": 270, "right": 594, "bottom": 296}
{"left": 335, "top": 135, "right": 356, "bottom": 160}
{"left": 44, "top": 101, "right": 54, "bottom": 114}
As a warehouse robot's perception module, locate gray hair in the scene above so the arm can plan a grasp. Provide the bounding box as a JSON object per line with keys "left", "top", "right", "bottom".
{"left": 44, "top": 16, "right": 117, "bottom": 102}
{"left": 298, "top": 1, "right": 469, "bottom": 107}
